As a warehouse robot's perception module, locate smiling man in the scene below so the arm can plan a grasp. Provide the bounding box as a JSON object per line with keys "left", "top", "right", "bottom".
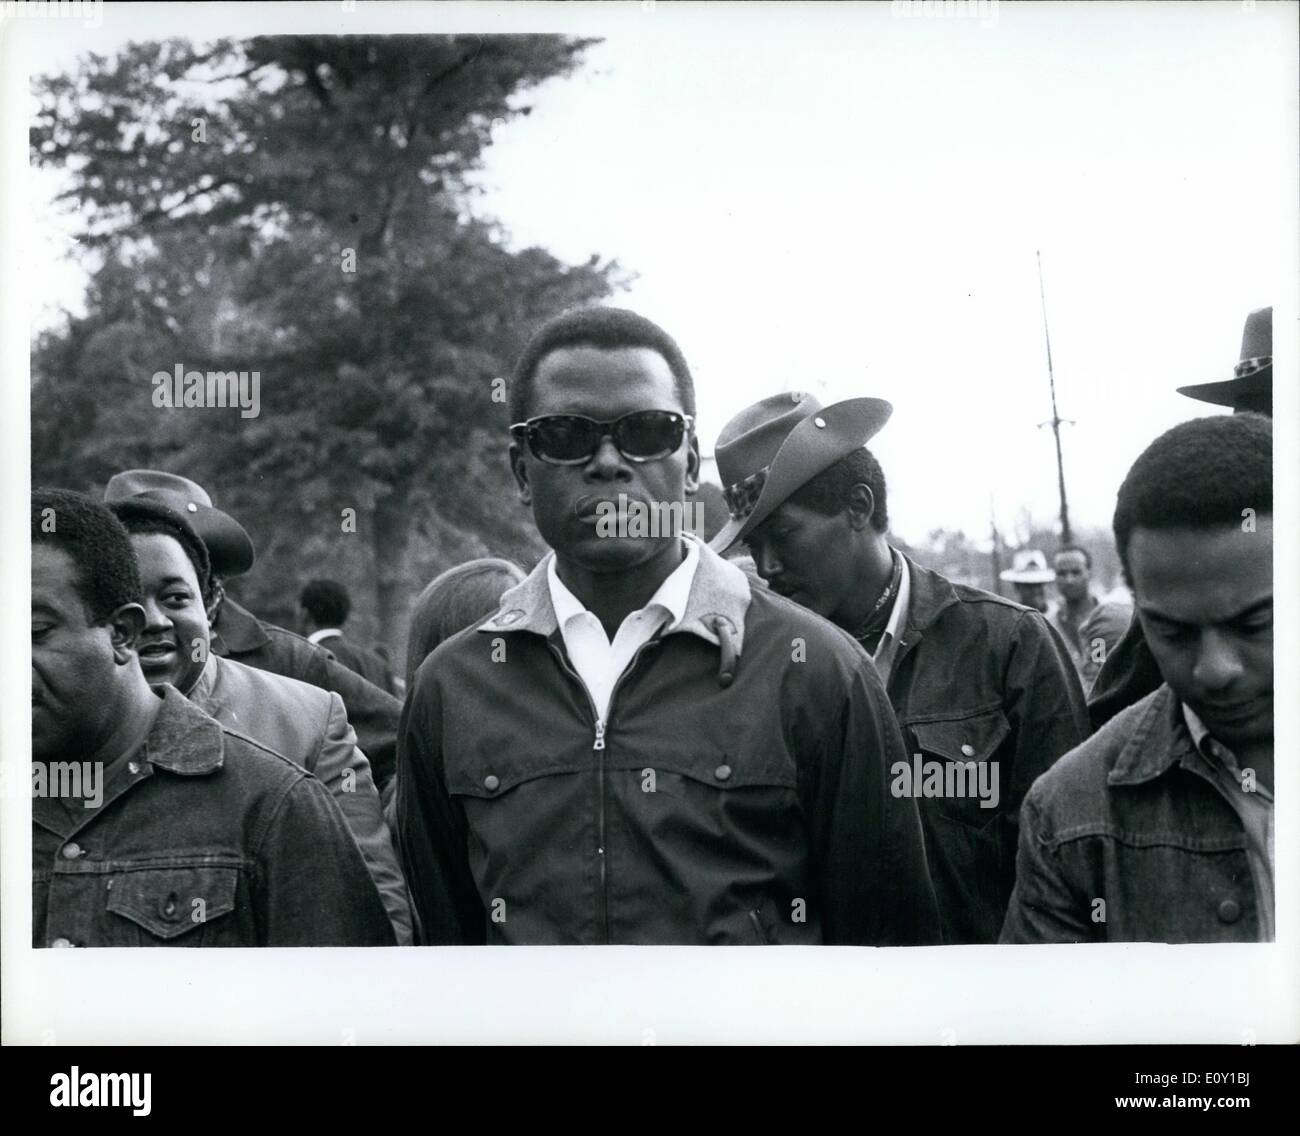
{"left": 106, "top": 496, "right": 412, "bottom": 944}
{"left": 395, "top": 307, "right": 939, "bottom": 945}
{"left": 1002, "top": 413, "right": 1273, "bottom": 942}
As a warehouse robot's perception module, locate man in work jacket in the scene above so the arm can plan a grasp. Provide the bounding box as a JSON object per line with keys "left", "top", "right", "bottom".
{"left": 396, "top": 307, "right": 939, "bottom": 945}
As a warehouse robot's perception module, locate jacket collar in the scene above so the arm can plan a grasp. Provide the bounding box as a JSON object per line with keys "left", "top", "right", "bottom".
{"left": 479, "top": 536, "right": 752, "bottom": 655}
{"left": 143, "top": 684, "right": 226, "bottom": 776}
{"left": 1107, "top": 685, "right": 1195, "bottom": 786}
{"left": 211, "top": 597, "right": 271, "bottom": 655}
{"left": 896, "top": 552, "right": 961, "bottom": 643}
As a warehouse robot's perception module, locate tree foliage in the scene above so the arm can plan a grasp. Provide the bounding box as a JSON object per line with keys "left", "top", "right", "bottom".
{"left": 33, "top": 35, "right": 624, "bottom": 649}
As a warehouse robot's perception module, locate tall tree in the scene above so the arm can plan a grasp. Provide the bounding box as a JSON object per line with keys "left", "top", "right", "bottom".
{"left": 33, "top": 36, "right": 622, "bottom": 645}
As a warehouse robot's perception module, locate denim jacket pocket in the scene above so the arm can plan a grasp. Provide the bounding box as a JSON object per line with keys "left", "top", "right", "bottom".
{"left": 907, "top": 707, "right": 1009, "bottom": 827}
{"left": 106, "top": 865, "right": 240, "bottom": 945}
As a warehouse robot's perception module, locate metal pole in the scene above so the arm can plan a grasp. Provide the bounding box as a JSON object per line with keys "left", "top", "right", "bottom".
{"left": 989, "top": 494, "right": 1004, "bottom": 597}
{"left": 1037, "top": 250, "right": 1072, "bottom": 545}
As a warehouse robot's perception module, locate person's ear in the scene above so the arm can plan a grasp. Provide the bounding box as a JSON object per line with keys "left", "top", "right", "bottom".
{"left": 509, "top": 440, "right": 532, "bottom": 507}
{"left": 108, "top": 603, "right": 146, "bottom": 664}
{"left": 684, "top": 431, "right": 701, "bottom": 495}
{"left": 846, "top": 483, "right": 876, "bottom": 531}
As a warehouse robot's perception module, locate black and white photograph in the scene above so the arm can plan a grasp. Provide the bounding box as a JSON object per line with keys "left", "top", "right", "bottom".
{"left": 2, "top": 0, "right": 1297, "bottom": 1061}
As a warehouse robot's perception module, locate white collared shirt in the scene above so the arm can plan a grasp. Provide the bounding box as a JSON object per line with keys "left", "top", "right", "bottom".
{"left": 547, "top": 537, "right": 700, "bottom": 724}
{"left": 306, "top": 628, "right": 342, "bottom": 645}
{"left": 871, "top": 553, "right": 911, "bottom": 688}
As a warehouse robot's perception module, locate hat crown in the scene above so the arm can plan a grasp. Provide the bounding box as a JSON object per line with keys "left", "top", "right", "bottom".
{"left": 1240, "top": 306, "right": 1272, "bottom": 362}
{"left": 714, "top": 391, "right": 824, "bottom": 486}
{"left": 1014, "top": 550, "right": 1049, "bottom": 573}
{"left": 105, "top": 469, "right": 215, "bottom": 509}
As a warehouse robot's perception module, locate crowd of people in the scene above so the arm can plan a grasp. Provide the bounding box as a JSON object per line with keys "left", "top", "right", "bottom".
{"left": 30, "top": 305, "right": 1274, "bottom": 947}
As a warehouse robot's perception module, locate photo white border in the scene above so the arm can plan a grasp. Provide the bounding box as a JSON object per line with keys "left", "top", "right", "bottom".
{"left": 3, "top": 0, "right": 1297, "bottom": 1045}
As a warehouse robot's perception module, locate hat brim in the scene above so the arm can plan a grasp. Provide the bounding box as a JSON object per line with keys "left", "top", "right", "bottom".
{"left": 709, "top": 397, "right": 893, "bottom": 553}
{"left": 1000, "top": 570, "right": 1056, "bottom": 585}
{"left": 1176, "top": 366, "right": 1271, "bottom": 409}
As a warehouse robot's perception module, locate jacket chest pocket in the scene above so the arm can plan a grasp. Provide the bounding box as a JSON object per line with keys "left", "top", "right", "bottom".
{"left": 106, "top": 865, "right": 241, "bottom": 946}
{"left": 904, "top": 708, "right": 1009, "bottom": 827}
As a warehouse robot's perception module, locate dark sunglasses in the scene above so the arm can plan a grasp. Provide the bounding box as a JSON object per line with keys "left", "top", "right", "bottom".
{"left": 510, "top": 410, "right": 693, "bottom": 465}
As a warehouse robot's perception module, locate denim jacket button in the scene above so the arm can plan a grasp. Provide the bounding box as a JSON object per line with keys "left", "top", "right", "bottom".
{"left": 61, "top": 843, "right": 82, "bottom": 860}
{"left": 51, "top": 937, "right": 75, "bottom": 948}
{"left": 1217, "top": 899, "right": 1242, "bottom": 924}
{"left": 483, "top": 774, "right": 500, "bottom": 792}
{"left": 714, "top": 764, "right": 732, "bottom": 781}
{"left": 960, "top": 744, "right": 976, "bottom": 758}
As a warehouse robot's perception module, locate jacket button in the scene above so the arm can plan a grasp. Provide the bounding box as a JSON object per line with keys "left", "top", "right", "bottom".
{"left": 483, "top": 774, "right": 500, "bottom": 791}
{"left": 714, "top": 764, "right": 732, "bottom": 781}
{"left": 960, "top": 744, "right": 976, "bottom": 758}
{"left": 128, "top": 762, "right": 140, "bottom": 775}
{"left": 61, "top": 843, "right": 82, "bottom": 860}
{"left": 161, "top": 892, "right": 180, "bottom": 920}
{"left": 51, "top": 937, "right": 75, "bottom": 948}
{"left": 1217, "top": 899, "right": 1242, "bottom": 924}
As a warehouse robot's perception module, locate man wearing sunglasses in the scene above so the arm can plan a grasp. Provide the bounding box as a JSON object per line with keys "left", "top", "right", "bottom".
{"left": 395, "top": 306, "right": 939, "bottom": 945}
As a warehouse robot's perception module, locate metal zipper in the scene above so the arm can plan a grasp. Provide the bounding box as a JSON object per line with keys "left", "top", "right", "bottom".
{"left": 545, "top": 635, "right": 665, "bottom": 944}
{"left": 545, "top": 641, "right": 610, "bottom": 941}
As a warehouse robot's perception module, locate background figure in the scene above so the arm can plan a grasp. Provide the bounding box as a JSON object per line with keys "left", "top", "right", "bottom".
{"left": 382, "top": 557, "right": 525, "bottom": 822}
{"left": 998, "top": 550, "right": 1056, "bottom": 614}
{"left": 301, "top": 578, "right": 399, "bottom": 694}
{"left": 1051, "top": 545, "right": 1132, "bottom": 694}
{"left": 403, "top": 558, "right": 526, "bottom": 690}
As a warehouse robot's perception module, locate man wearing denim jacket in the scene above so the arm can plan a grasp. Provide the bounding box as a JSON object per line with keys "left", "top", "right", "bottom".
{"left": 1002, "top": 414, "right": 1273, "bottom": 943}
{"left": 31, "top": 490, "right": 395, "bottom": 948}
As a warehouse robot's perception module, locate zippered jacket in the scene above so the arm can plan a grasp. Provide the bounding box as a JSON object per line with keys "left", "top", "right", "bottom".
{"left": 395, "top": 542, "right": 940, "bottom": 945}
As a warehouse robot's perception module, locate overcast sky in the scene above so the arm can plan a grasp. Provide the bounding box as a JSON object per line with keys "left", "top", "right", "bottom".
{"left": 20, "top": 1, "right": 1298, "bottom": 546}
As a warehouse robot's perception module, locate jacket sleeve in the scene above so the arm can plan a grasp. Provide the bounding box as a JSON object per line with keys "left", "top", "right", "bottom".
{"left": 999, "top": 782, "right": 1099, "bottom": 943}
{"left": 312, "top": 692, "right": 414, "bottom": 945}
{"left": 1000, "top": 611, "right": 1089, "bottom": 867}
{"left": 254, "top": 773, "right": 397, "bottom": 946}
{"left": 393, "top": 664, "right": 486, "bottom": 944}
{"left": 299, "top": 642, "right": 403, "bottom": 793}
{"left": 810, "top": 658, "right": 941, "bottom": 946}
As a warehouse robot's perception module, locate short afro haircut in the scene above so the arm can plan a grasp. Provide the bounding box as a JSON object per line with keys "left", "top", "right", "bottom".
{"left": 300, "top": 578, "right": 351, "bottom": 627}
{"left": 32, "top": 488, "right": 142, "bottom": 624}
{"left": 1054, "top": 544, "right": 1092, "bottom": 569}
{"left": 784, "top": 447, "right": 890, "bottom": 533}
{"left": 510, "top": 306, "right": 697, "bottom": 426}
{"left": 1113, "top": 412, "right": 1272, "bottom": 579}
{"left": 110, "top": 499, "right": 213, "bottom": 604}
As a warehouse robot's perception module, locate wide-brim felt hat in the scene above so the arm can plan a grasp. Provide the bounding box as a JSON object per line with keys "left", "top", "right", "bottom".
{"left": 104, "top": 469, "right": 255, "bottom": 577}
{"left": 708, "top": 391, "right": 893, "bottom": 553}
{"left": 1177, "top": 307, "right": 1272, "bottom": 414}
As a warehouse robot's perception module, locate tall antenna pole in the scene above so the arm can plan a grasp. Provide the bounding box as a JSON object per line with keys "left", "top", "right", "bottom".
{"left": 989, "top": 494, "right": 1005, "bottom": 597}
{"left": 1037, "top": 250, "right": 1073, "bottom": 544}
